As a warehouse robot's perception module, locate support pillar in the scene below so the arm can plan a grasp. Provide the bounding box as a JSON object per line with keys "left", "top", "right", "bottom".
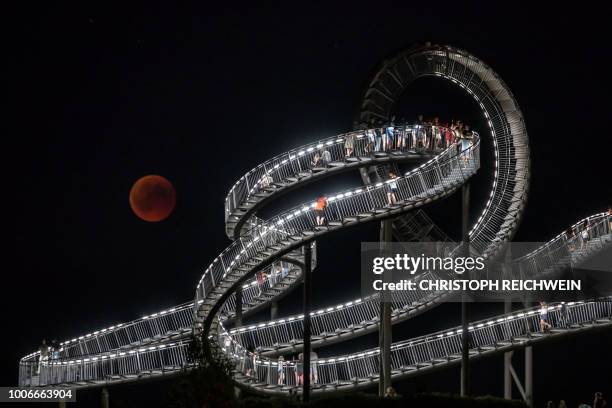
{"left": 235, "top": 288, "right": 243, "bottom": 328}
{"left": 460, "top": 183, "right": 470, "bottom": 397}
{"left": 523, "top": 292, "right": 533, "bottom": 407}
{"left": 525, "top": 346, "right": 533, "bottom": 407}
{"left": 503, "top": 249, "right": 513, "bottom": 400}
{"left": 101, "top": 387, "right": 109, "bottom": 408}
{"left": 58, "top": 400, "right": 66, "bottom": 408}
{"left": 271, "top": 301, "right": 279, "bottom": 320}
{"left": 302, "top": 244, "right": 312, "bottom": 402}
{"left": 504, "top": 300, "right": 513, "bottom": 399}
{"left": 379, "top": 219, "right": 393, "bottom": 397}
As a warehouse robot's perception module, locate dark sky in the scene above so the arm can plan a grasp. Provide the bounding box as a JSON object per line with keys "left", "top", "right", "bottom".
{"left": 5, "top": 2, "right": 611, "bottom": 406}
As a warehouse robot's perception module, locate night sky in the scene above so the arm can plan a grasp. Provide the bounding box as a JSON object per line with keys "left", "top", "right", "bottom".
{"left": 5, "top": 2, "right": 611, "bottom": 406}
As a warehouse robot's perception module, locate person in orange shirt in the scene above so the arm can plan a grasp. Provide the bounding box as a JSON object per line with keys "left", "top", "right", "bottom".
{"left": 314, "top": 196, "right": 328, "bottom": 226}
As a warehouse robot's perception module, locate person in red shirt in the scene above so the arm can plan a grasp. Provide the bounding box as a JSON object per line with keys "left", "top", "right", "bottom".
{"left": 314, "top": 196, "right": 328, "bottom": 226}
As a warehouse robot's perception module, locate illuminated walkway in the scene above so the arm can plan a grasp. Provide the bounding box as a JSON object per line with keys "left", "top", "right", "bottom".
{"left": 18, "top": 44, "right": 611, "bottom": 396}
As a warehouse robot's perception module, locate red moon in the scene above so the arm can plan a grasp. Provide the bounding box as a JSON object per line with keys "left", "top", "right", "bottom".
{"left": 129, "top": 175, "right": 176, "bottom": 222}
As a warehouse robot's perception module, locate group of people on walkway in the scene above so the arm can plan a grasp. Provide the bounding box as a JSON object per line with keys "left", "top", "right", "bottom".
{"left": 546, "top": 391, "right": 607, "bottom": 408}
{"left": 539, "top": 301, "right": 575, "bottom": 332}
{"left": 256, "top": 261, "right": 290, "bottom": 296}
{"left": 565, "top": 208, "right": 612, "bottom": 253}
{"left": 256, "top": 116, "right": 475, "bottom": 193}
{"left": 352, "top": 115, "right": 475, "bottom": 156}
{"left": 281, "top": 351, "right": 319, "bottom": 386}
{"left": 37, "top": 339, "right": 60, "bottom": 374}
{"left": 291, "top": 351, "right": 319, "bottom": 386}
{"left": 243, "top": 347, "right": 319, "bottom": 387}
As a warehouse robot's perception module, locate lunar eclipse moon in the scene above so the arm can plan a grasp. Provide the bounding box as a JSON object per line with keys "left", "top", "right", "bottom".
{"left": 129, "top": 175, "right": 176, "bottom": 222}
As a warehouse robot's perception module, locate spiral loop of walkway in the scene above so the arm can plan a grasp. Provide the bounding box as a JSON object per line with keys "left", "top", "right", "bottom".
{"left": 356, "top": 44, "right": 530, "bottom": 256}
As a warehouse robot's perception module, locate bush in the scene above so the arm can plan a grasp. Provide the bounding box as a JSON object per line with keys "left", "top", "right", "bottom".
{"left": 166, "top": 334, "right": 237, "bottom": 408}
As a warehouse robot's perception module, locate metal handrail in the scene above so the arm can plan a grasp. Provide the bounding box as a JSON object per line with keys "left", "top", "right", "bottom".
{"left": 215, "top": 298, "right": 611, "bottom": 390}
{"left": 24, "top": 298, "right": 610, "bottom": 388}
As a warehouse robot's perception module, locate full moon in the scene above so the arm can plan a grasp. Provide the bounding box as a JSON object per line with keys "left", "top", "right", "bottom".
{"left": 129, "top": 175, "right": 176, "bottom": 222}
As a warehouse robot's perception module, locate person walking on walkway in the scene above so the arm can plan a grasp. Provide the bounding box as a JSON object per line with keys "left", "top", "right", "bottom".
{"left": 314, "top": 196, "right": 328, "bottom": 226}
{"left": 245, "top": 343, "right": 257, "bottom": 379}
{"left": 539, "top": 301, "right": 552, "bottom": 332}
{"left": 50, "top": 339, "right": 60, "bottom": 360}
{"left": 310, "top": 350, "right": 319, "bottom": 384}
{"left": 374, "top": 126, "right": 383, "bottom": 152}
{"left": 365, "top": 127, "right": 375, "bottom": 154}
{"left": 415, "top": 114, "right": 426, "bottom": 148}
{"left": 311, "top": 151, "right": 321, "bottom": 169}
{"left": 296, "top": 353, "right": 304, "bottom": 386}
{"left": 256, "top": 271, "right": 268, "bottom": 296}
{"left": 385, "top": 116, "right": 396, "bottom": 150}
{"left": 396, "top": 118, "right": 406, "bottom": 149}
{"left": 559, "top": 301, "right": 570, "bottom": 328}
{"left": 280, "top": 261, "right": 289, "bottom": 279}
{"left": 277, "top": 356, "right": 285, "bottom": 385}
{"left": 444, "top": 122, "right": 454, "bottom": 148}
{"left": 321, "top": 149, "right": 332, "bottom": 167}
{"left": 462, "top": 125, "right": 474, "bottom": 164}
{"left": 344, "top": 133, "right": 355, "bottom": 157}
{"left": 269, "top": 263, "right": 280, "bottom": 287}
{"left": 387, "top": 172, "right": 399, "bottom": 206}
{"left": 37, "top": 339, "right": 50, "bottom": 375}
{"left": 581, "top": 221, "right": 590, "bottom": 250}
{"left": 594, "top": 392, "right": 607, "bottom": 408}
{"left": 432, "top": 117, "right": 442, "bottom": 149}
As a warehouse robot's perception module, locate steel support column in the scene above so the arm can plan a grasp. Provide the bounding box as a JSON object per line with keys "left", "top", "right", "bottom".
{"left": 504, "top": 350, "right": 513, "bottom": 399}
{"left": 525, "top": 346, "right": 533, "bottom": 407}
{"left": 302, "top": 244, "right": 312, "bottom": 402}
{"left": 271, "top": 301, "right": 279, "bottom": 320}
{"left": 523, "top": 293, "right": 533, "bottom": 408}
{"left": 504, "top": 299, "right": 513, "bottom": 399}
{"left": 379, "top": 219, "right": 393, "bottom": 397}
{"left": 461, "top": 183, "right": 470, "bottom": 397}
{"left": 503, "top": 249, "right": 513, "bottom": 400}
{"left": 101, "top": 388, "right": 109, "bottom": 408}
